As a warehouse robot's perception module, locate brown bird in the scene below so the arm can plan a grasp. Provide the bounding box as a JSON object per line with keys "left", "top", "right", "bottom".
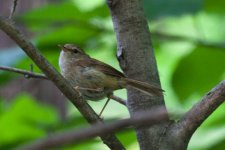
{"left": 58, "top": 44, "right": 163, "bottom": 115}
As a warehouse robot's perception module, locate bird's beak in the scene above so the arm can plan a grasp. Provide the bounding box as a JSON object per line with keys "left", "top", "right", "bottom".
{"left": 58, "top": 44, "right": 68, "bottom": 52}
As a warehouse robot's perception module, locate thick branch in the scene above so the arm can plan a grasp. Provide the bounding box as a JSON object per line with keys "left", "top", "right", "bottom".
{"left": 18, "top": 107, "right": 167, "bottom": 150}
{"left": 107, "top": 0, "right": 169, "bottom": 149}
{"left": 0, "top": 18, "right": 125, "bottom": 150}
{"left": 161, "top": 80, "right": 225, "bottom": 150}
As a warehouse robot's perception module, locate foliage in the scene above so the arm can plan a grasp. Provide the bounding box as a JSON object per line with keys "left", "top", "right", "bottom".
{"left": 0, "top": 94, "right": 58, "bottom": 149}
{"left": 0, "top": 0, "right": 225, "bottom": 149}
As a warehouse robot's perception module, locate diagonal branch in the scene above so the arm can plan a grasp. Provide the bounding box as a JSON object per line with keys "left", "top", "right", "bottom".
{"left": 162, "top": 80, "right": 225, "bottom": 149}
{"left": 179, "top": 79, "right": 225, "bottom": 139}
{"left": 0, "top": 17, "right": 125, "bottom": 150}
{"left": 18, "top": 107, "right": 168, "bottom": 150}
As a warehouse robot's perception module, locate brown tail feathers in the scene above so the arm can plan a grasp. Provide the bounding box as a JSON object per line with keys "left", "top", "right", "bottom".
{"left": 123, "top": 78, "right": 164, "bottom": 96}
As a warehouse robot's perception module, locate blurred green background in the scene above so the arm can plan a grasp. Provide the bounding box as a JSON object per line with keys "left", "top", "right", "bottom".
{"left": 0, "top": 0, "right": 225, "bottom": 149}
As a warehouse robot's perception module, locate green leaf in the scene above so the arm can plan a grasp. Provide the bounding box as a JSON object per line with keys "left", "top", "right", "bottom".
{"left": 117, "top": 129, "right": 137, "bottom": 147}
{"left": 172, "top": 46, "right": 225, "bottom": 102}
{"left": 0, "top": 94, "right": 58, "bottom": 146}
{"left": 143, "top": 0, "right": 203, "bottom": 20}
{"left": 204, "top": 0, "right": 225, "bottom": 13}
{"left": 73, "top": 0, "right": 105, "bottom": 11}
{"left": 36, "top": 25, "right": 99, "bottom": 47}
{"left": 208, "top": 139, "right": 225, "bottom": 150}
{"left": 18, "top": 1, "right": 108, "bottom": 32}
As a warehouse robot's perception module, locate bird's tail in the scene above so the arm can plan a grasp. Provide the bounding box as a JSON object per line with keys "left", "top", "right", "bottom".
{"left": 123, "top": 78, "right": 164, "bottom": 96}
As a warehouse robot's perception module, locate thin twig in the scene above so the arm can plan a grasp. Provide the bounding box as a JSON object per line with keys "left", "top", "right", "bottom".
{"left": 9, "top": 0, "right": 19, "bottom": 19}
{"left": 110, "top": 95, "right": 126, "bottom": 106}
{"left": 0, "top": 66, "right": 47, "bottom": 79}
{"left": 0, "top": 65, "right": 127, "bottom": 106}
{"left": 17, "top": 107, "right": 168, "bottom": 150}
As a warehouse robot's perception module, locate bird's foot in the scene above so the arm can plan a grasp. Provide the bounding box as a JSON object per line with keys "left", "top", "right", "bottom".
{"left": 74, "top": 86, "right": 82, "bottom": 97}
{"left": 74, "top": 86, "right": 103, "bottom": 92}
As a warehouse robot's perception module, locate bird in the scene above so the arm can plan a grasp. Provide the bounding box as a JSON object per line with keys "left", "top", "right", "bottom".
{"left": 58, "top": 44, "right": 163, "bottom": 115}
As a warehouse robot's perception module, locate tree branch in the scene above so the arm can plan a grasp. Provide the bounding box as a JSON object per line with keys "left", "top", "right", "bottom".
{"left": 160, "top": 80, "right": 225, "bottom": 150}
{"left": 0, "top": 65, "right": 127, "bottom": 106}
{"left": 9, "top": 0, "right": 19, "bottom": 19}
{"left": 0, "top": 17, "right": 125, "bottom": 150}
{"left": 17, "top": 107, "right": 168, "bottom": 150}
{"left": 107, "top": 0, "right": 169, "bottom": 149}
{"left": 179, "top": 80, "right": 225, "bottom": 145}
{"left": 0, "top": 66, "right": 47, "bottom": 79}
{"left": 110, "top": 95, "right": 126, "bottom": 106}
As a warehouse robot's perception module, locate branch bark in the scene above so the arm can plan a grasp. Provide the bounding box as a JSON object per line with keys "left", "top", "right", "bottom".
{"left": 0, "top": 18, "right": 125, "bottom": 150}
{"left": 18, "top": 107, "right": 168, "bottom": 150}
{"left": 107, "top": 0, "right": 169, "bottom": 149}
{"left": 160, "top": 80, "right": 225, "bottom": 150}
{"left": 9, "top": 0, "right": 19, "bottom": 19}
{"left": 0, "top": 66, "right": 47, "bottom": 79}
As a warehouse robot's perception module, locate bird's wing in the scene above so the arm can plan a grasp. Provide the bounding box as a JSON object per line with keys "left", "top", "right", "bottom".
{"left": 75, "top": 58, "right": 125, "bottom": 78}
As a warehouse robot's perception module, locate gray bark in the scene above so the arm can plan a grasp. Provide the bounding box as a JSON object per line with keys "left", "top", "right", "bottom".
{"left": 107, "top": 0, "right": 169, "bottom": 149}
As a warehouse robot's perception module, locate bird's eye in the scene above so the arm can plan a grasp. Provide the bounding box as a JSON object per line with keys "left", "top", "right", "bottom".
{"left": 73, "top": 49, "right": 78, "bottom": 53}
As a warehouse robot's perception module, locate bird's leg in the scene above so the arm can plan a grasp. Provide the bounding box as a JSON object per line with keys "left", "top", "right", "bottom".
{"left": 98, "top": 95, "right": 112, "bottom": 118}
